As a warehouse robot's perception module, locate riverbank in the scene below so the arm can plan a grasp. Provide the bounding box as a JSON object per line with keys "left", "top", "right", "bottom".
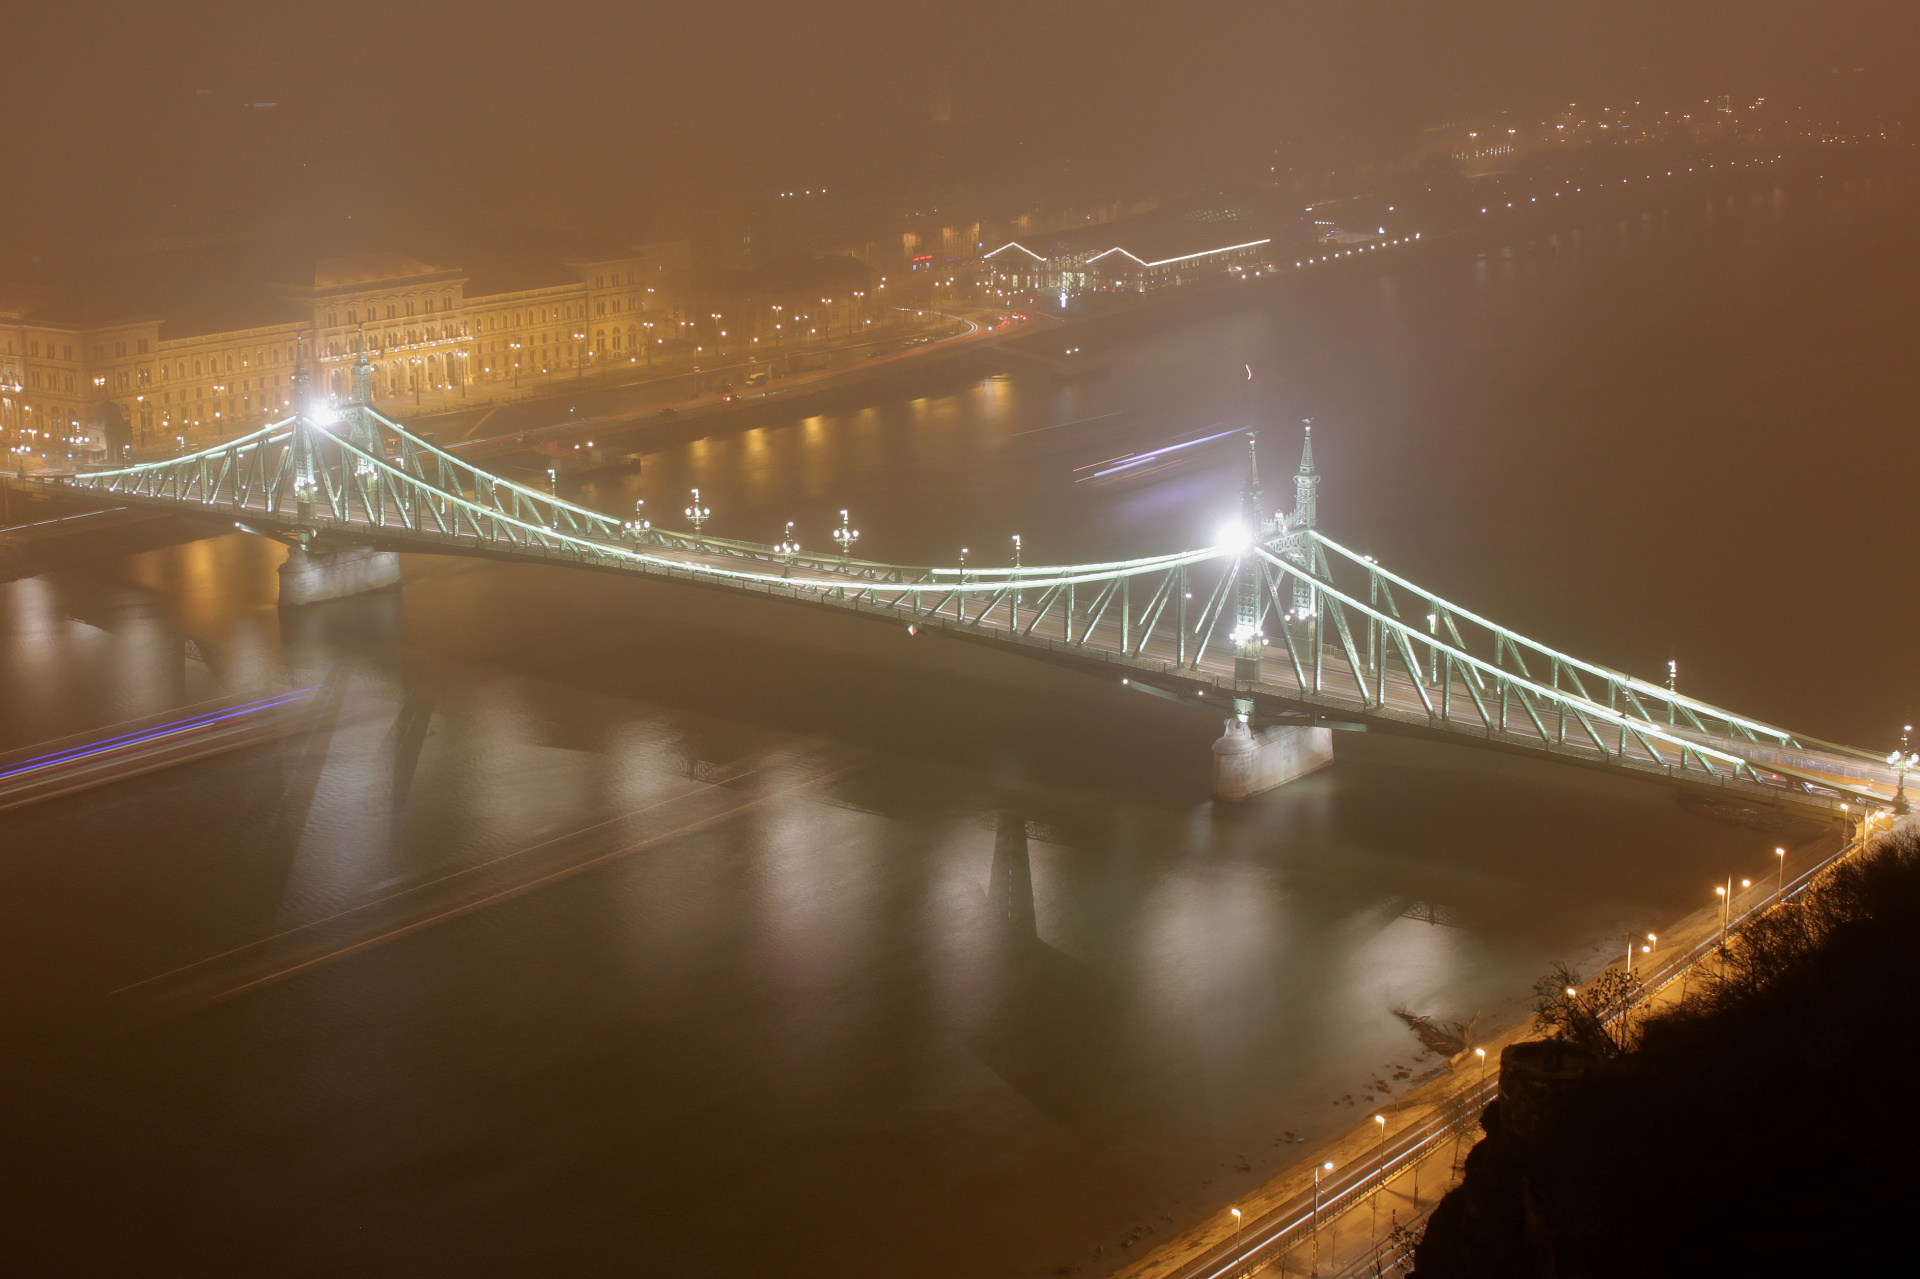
{"left": 1107, "top": 818, "right": 1861, "bottom": 1279}
{"left": 411, "top": 149, "right": 1816, "bottom": 479}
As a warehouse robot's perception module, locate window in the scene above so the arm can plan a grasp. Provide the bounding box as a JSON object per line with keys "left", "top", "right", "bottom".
{"left": 95, "top": 344, "right": 107, "bottom": 360}
{"left": 347, "top": 309, "right": 357, "bottom": 324}
{"left": 116, "top": 370, "right": 129, "bottom": 390}
{"left": 114, "top": 341, "right": 127, "bottom": 358}
{"left": 327, "top": 312, "right": 337, "bottom": 328}
{"left": 194, "top": 360, "right": 202, "bottom": 376}
{"left": 612, "top": 299, "right": 621, "bottom": 313}
{"left": 443, "top": 293, "right": 453, "bottom": 310}
{"left": 226, "top": 356, "right": 234, "bottom": 371}
{"left": 596, "top": 300, "right": 606, "bottom": 316}
{"left": 405, "top": 302, "right": 415, "bottom": 317}
{"left": 161, "top": 364, "right": 170, "bottom": 381}
{"left": 29, "top": 342, "right": 38, "bottom": 357}
{"left": 386, "top": 305, "right": 396, "bottom": 319}
{"left": 63, "top": 344, "right": 72, "bottom": 361}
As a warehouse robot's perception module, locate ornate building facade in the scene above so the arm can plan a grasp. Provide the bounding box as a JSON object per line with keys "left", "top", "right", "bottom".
{"left": 1, "top": 242, "right": 686, "bottom": 460}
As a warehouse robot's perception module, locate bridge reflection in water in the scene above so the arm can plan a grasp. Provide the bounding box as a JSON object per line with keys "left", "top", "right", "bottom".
{"left": 44, "top": 372, "right": 1896, "bottom": 819}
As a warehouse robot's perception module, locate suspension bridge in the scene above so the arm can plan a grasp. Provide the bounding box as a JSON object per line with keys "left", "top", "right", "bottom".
{"left": 23, "top": 352, "right": 1900, "bottom": 813}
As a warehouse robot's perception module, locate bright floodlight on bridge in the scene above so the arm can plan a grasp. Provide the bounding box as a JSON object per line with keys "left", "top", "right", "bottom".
{"left": 308, "top": 403, "right": 341, "bottom": 427}
{"left": 1217, "top": 521, "right": 1252, "bottom": 550}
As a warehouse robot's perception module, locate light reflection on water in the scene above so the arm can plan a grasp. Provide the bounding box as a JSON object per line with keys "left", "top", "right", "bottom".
{"left": 2, "top": 175, "right": 1912, "bottom": 1276}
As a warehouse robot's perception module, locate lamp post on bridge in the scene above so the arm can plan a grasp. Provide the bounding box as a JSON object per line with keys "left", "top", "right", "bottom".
{"left": 833, "top": 509, "right": 859, "bottom": 562}
{"left": 685, "top": 489, "right": 711, "bottom": 548}
{"left": 1010, "top": 534, "right": 1022, "bottom": 630}
{"left": 778, "top": 521, "right": 800, "bottom": 577}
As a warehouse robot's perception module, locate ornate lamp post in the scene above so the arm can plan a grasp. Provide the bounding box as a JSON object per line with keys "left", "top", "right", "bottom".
{"left": 1010, "top": 534, "right": 1022, "bottom": 631}
{"left": 685, "top": 489, "right": 711, "bottom": 548}
{"left": 832, "top": 509, "right": 859, "bottom": 561}
{"left": 777, "top": 521, "right": 801, "bottom": 577}
{"left": 1889, "top": 725, "right": 1916, "bottom": 814}
{"left": 625, "top": 499, "right": 651, "bottom": 542}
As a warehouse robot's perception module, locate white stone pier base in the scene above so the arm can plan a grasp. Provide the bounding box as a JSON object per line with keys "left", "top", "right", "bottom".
{"left": 1211, "top": 717, "right": 1335, "bottom": 801}
{"left": 277, "top": 546, "right": 402, "bottom": 607}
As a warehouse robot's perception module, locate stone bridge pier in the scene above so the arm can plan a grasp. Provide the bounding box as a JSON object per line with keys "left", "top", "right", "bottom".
{"left": 278, "top": 544, "right": 402, "bottom": 607}
{"left": 1211, "top": 717, "right": 1334, "bottom": 801}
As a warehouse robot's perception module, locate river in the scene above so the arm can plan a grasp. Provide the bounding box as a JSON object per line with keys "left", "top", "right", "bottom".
{"left": 2, "top": 163, "right": 1914, "bottom": 1277}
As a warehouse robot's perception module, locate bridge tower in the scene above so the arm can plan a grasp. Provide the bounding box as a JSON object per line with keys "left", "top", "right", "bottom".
{"left": 1213, "top": 419, "right": 1334, "bottom": 801}
{"left": 348, "top": 331, "right": 381, "bottom": 459}
{"left": 352, "top": 330, "right": 374, "bottom": 409}
{"left": 291, "top": 337, "right": 318, "bottom": 520}
{"left": 1232, "top": 431, "right": 1265, "bottom": 698}
{"left": 276, "top": 332, "right": 403, "bottom": 607}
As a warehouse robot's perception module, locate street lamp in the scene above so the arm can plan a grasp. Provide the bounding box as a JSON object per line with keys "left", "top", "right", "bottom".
{"left": 832, "top": 509, "right": 859, "bottom": 561}
{"left": 625, "top": 499, "right": 651, "bottom": 542}
{"left": 1370, "top": 1114, "right": 1388, "bottom": 1245}
{"left": 777, "top": 521, "right": 800, "bottom": 577}
{"left": 1887, "top": 727, "right": 1916, "bottom": 813}
{"left": 1775, "top": 847, "right": 1787, "bottom": 896}
{"left": 1312, "top": 1161, "right": 1334, "bottom": 1277}
{"left": 685, "top": 488, "right": 711, "bottom": 547}
{"left": 1229, "top": 1207, "right": 1241, "bottom": 1240}
{"left": 1010, "top": 534, "right": 1023, "bottom": 630}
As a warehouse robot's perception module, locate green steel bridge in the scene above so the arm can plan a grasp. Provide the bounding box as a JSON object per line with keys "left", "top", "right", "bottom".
{"left": 38, "top": 367, "right": 1900, "bottom": 817}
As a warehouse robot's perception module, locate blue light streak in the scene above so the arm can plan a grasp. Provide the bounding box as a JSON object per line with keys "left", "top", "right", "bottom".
{"left": 0, "top": 689, "right": 319, "bottom": 783}
{"left": 1089, "top": 427, "right": 1241, "bottom": 479}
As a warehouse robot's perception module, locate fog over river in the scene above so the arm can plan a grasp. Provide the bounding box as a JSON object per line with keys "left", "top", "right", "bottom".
{"left": 2, "top": 172, "right": 1914, "bottom": 1277}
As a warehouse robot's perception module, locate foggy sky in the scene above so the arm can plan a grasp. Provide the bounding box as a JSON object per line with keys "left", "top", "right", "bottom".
{"left": 8, "top": 0, "right": 1916, "bottom": 250}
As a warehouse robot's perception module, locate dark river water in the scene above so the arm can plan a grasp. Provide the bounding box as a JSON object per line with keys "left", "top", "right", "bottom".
{"left": 4, "top": 165, "right": 1916, "bottom": 1277}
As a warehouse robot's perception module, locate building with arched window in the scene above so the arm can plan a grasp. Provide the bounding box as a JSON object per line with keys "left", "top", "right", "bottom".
{"left": 0, "top": 239, "right": 689, "bottom": 458}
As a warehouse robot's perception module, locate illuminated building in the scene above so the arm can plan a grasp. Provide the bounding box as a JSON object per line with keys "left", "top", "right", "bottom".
{"left": 0, "top": 241, "right": 688, "bottom": 457}
{"left": 983, "top": 200, "right": 1270, "bottom": 303}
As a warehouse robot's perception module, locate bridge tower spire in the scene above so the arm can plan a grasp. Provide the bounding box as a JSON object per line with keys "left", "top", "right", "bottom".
{"left": 1287, "top": 420, "right": 1319, "bottom": 616}
{"left": 352, "top": 328, "right": 374, "bottom": 408}
{"left": 1293, "top": 420, "right": 1318, "bottom": 531}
